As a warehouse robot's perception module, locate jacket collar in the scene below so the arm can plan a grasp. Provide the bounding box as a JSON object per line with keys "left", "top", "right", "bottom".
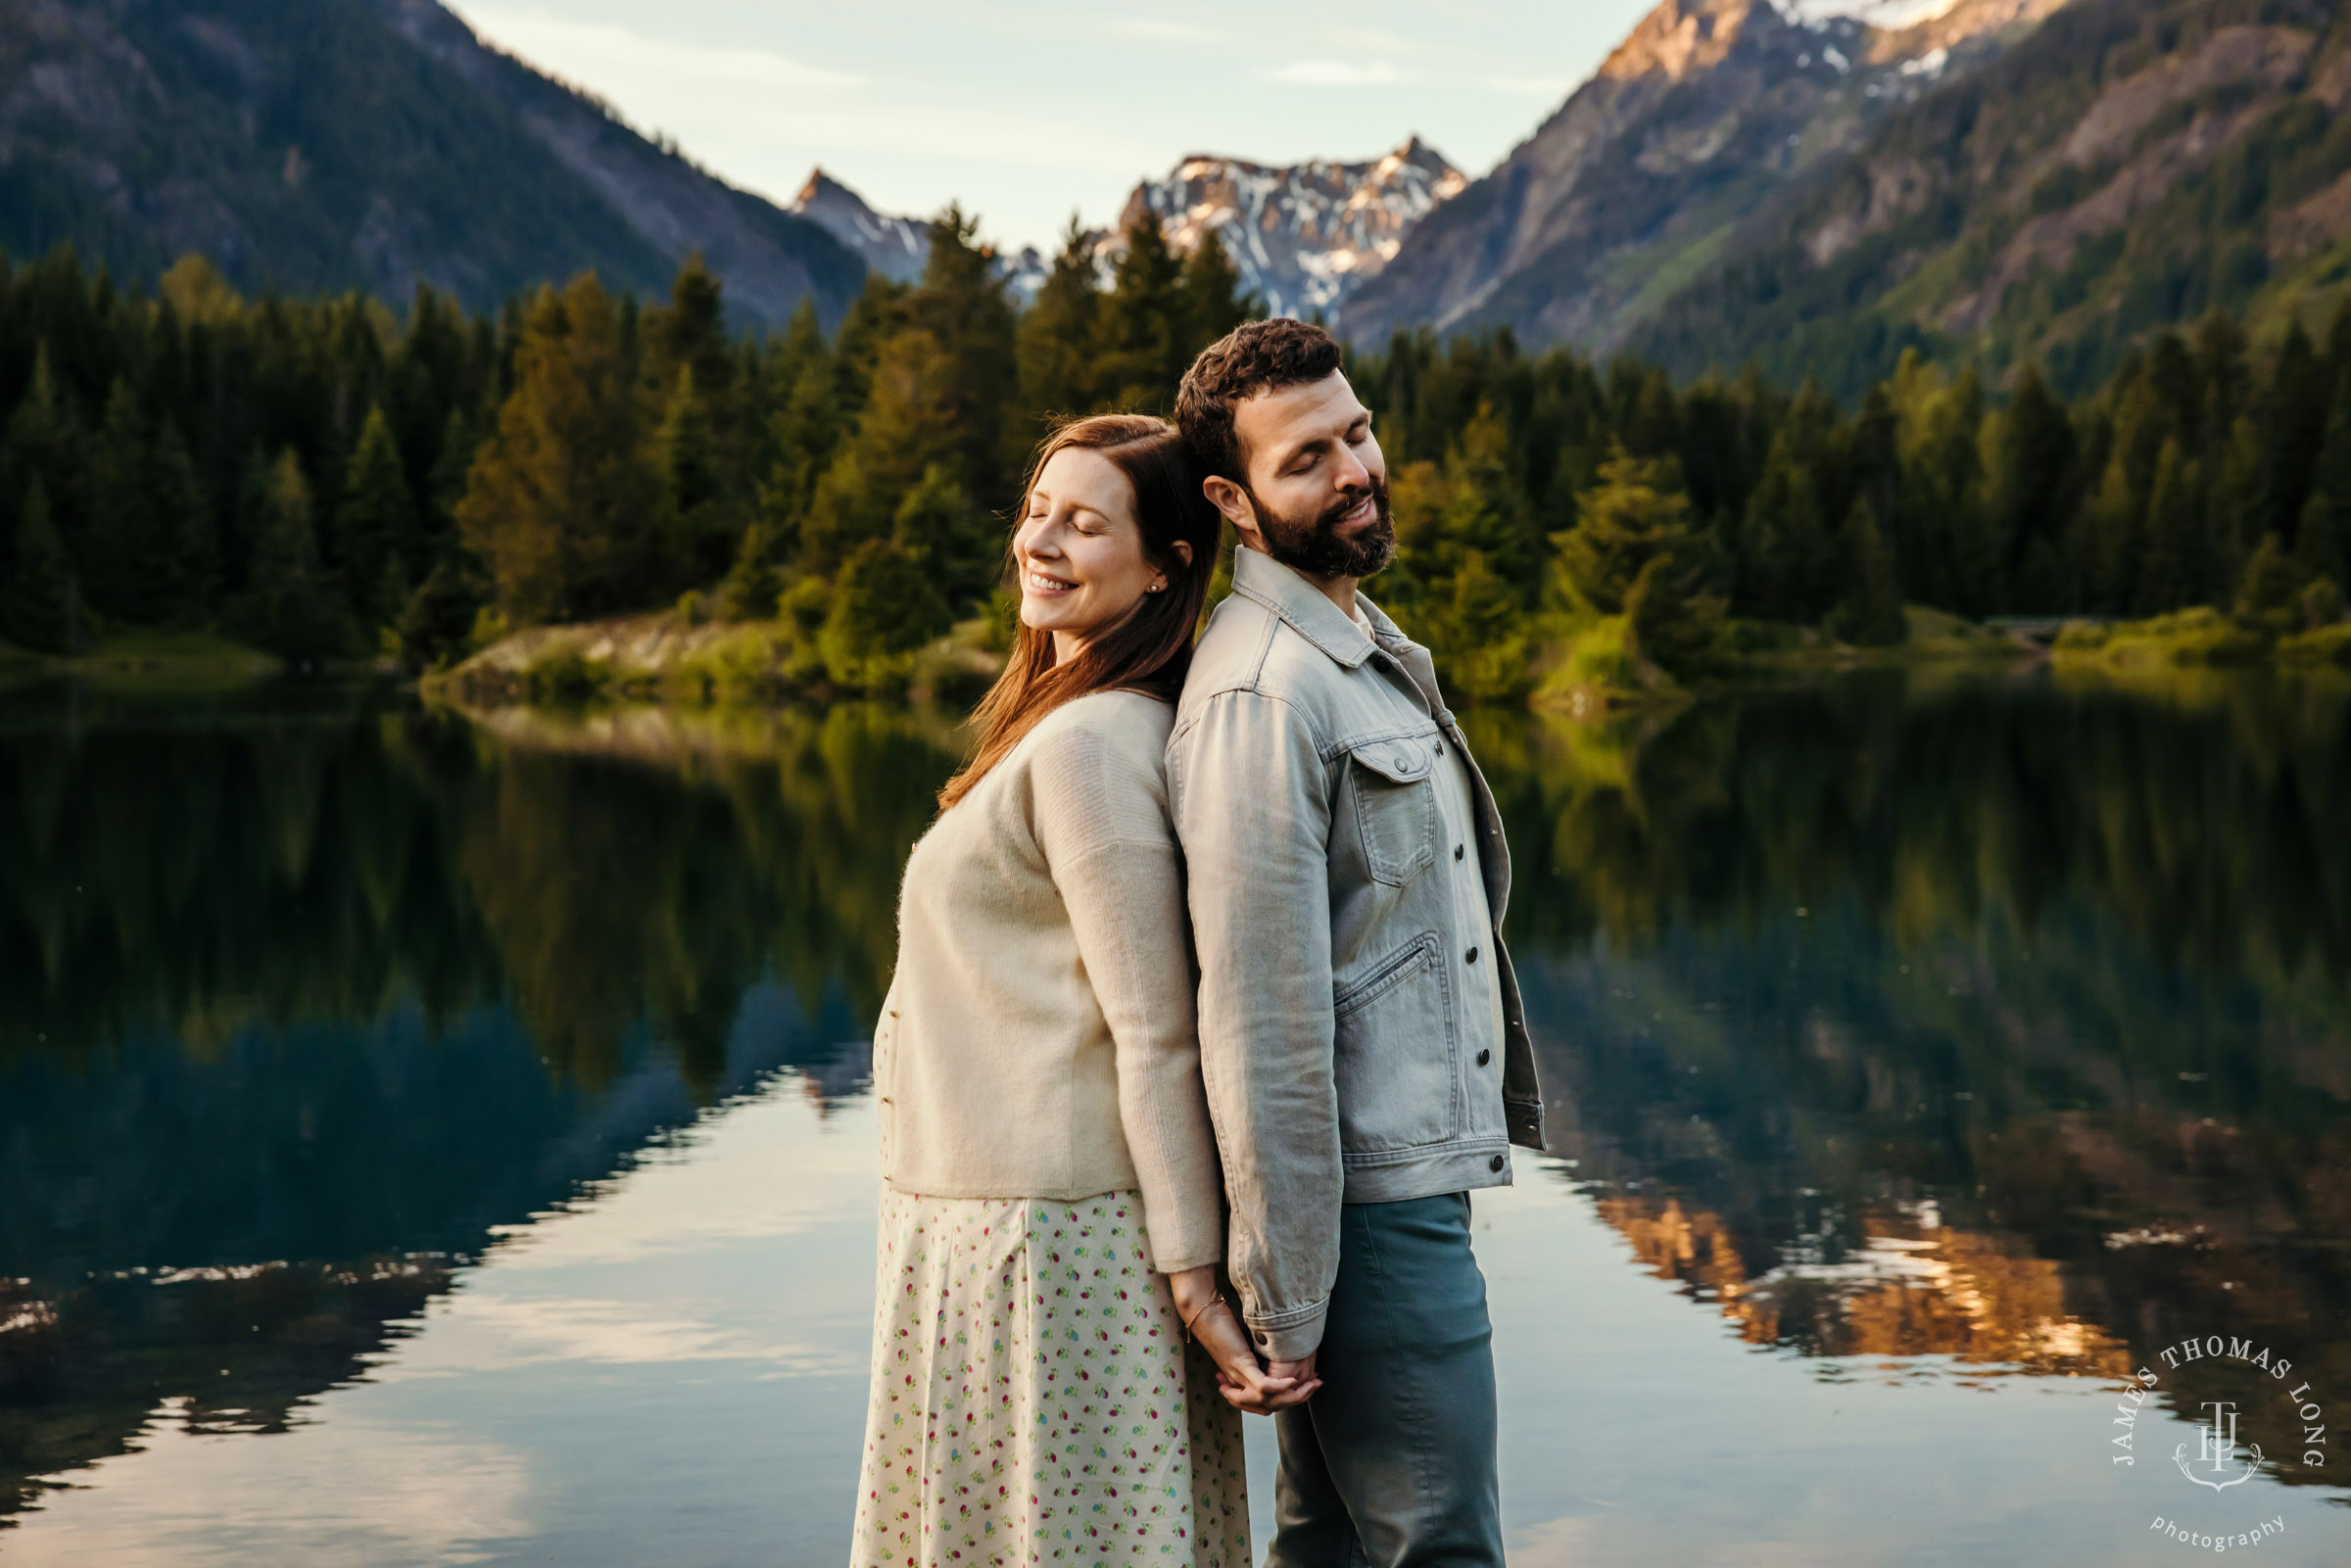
{"left": 1228, "top": 546, "right": 1451, "bottom": 718}
{"left": 1230, "top": 545, "right": 1379, "bottom": 669}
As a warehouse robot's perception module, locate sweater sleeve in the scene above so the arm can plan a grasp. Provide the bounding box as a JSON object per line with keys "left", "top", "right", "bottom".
{"left": 1030, "top": 703, "right": 1224, "bottom": 1273}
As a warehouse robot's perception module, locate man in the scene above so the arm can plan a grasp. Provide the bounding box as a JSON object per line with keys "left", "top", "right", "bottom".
{"left": 1168, "top": 317, "right": 1545, "bottom": 1566}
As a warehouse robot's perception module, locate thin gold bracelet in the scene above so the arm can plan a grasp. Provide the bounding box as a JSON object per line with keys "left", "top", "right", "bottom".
{"left": 1178, "top": 1291, "right": 1225, "bottom": 1343}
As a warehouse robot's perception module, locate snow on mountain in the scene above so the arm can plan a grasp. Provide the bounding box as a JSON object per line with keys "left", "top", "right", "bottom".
{"left": 1105, "top": 138, "right": 1469, "bottom": 318}
{"left": 1773, "top": 0, "right": 1960, "bottom": 24}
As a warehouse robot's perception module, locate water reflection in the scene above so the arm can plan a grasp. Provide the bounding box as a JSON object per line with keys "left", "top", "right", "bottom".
{"left": 3, "top": 670, "right": 2348, "bottom": 1544}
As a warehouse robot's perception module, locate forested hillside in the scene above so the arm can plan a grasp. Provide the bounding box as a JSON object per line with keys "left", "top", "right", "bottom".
{"left": 1630, "top": 0, "right": 2351, "bottom": 397}
{"left": 0, "top": 0, "right": 866, "bottom": 330}
{"left": 2, "top": 222, "right": 2347, "bottom": 696}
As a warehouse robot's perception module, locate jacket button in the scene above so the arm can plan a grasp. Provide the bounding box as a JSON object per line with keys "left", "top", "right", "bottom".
{"left": 1465, "top": 945, "right": 1480, "bottom": 964}
{"left": 1476, "top": 1048, "right": 1491, "bottom": 1067}
{"left": 1454, "top": 843, "right": 1464, "bottom": 861}
{"left": 1489, "top": 1154, "right": 1506, "bottom": 1172}
{"left": 1253, "top": 1331, "right": 1269, "bottom": 1347}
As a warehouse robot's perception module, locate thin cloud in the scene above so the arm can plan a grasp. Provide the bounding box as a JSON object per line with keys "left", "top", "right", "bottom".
{"left": 1488, "top": 75, "right": 1574, "bottom": 96}
{"left": 460, "top": 9, "right": 866, "bottom": 91}
{"left": 1113, "top": 19, "right": 1223, "bottom": 45}
{"left": 1267, "top": 60, "right": 1406, "bottom": 85}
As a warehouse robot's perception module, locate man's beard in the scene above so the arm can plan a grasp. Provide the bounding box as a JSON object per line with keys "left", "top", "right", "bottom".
{"left": 1249, "top": 474, "right": 1396, "bottom": 581}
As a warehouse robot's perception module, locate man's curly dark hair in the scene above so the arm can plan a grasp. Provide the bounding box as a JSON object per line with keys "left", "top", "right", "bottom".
{"left": 1174, "top": 318, "right": 1344, "bottom": 487}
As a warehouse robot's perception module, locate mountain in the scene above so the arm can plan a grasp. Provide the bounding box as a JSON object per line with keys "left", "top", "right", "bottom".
{"left": 1106, "top": 138, "right": 1469, "bottom": 318}
{"left": 1625, "top": 0, "right": 2351, "bottom": 395}
{"left": 0, "top": 0, "right": 866, "bottom": 329}
{"left": 1339, "top": 0, "right": 2066, "bottom": 356}
{"left": 787, "top": 166, "right": 1049, "bottom": 300}
{"left": 788, "top": 168, "right": 932, "bottom": 283}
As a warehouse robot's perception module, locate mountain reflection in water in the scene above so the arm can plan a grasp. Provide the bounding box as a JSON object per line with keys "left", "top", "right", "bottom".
{"left": 1, "top": 670, "right": 2346, "bottom": 1540}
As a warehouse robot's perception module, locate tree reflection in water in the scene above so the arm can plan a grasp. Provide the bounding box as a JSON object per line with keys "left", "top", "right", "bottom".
{"left": 1, "top": 669, "right": 2347, "bottom": 1517}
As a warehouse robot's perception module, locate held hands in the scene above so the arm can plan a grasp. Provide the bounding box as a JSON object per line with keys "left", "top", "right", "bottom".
{"left": 1168, "top": 1265, "right": 1321, "bottom": 1415}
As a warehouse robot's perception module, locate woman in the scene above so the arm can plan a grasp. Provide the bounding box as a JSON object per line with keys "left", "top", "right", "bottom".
{"left": 853, "top": 414, "right": 1306, "bottom": 1568}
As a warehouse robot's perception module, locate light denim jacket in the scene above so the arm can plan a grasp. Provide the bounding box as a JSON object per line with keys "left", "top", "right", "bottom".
{"left": 1168, "top": 546, "right": 1545, "bottom": 1359}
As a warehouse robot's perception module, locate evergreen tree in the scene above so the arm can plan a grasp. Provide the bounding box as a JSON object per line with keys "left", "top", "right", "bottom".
{"left": 802, "top": 328, "right": 960, "bottom": 572}
{"left": 1623, "top": 546, "right": 1725, "bottom": 678}
{"left": 242, "top": 449, "right": 344, "bottom": 659}
{"left": 2135, "top": 438, "right": 2198, "bottom": 614}
{"left": 151, "top": 419, "right": 220, "bottom": 623}
{"left": 1177, "top": 230, "right": 1251, "bottom": 356}
{"left": 761, "top": 354, "right": 839, "bottom": 552}
{"left": 336, "top": 406, "right": 417, "bottom": 629}
{"left": 2263, "top": 321, "right": 2329, "bottom": 545}
{"left": 456, "top": 275, "right": 657, "bottom": 625}
{"left": 819, "top": 538, "right": 951, "bottom": 686}
{"left": 1826, "top": 497, "right": 1906, "bottom": 645}
{"left": 2235, "top": 532, "right": 2302, "bottom": 625}
{"left": 1556, "top": 447, "right": 1707, "bottom": 615}
{"left": 1095, "top": 216, "right": 1186, "bottom": 410}
{"left": 1015, "top": 217, "right": 1106, "bottom": 441}
{"left": 890, "top": 462, "right": 999, "bottom": 613}
{"left": 715, "top": 518, "right": 784, "bottom": 622}
{"left": 1, "top": 476, "right": 78, "bottom": 652}
{"left": 395, "top": 559, "right": 487, "bottom": 672}
{"left": 909, "top": 206, "right": 1018, "bottom": 504}
{"left": 82, "top": 378, "right": 161, "bottom": 622}
{"left": 2293, "top": 377, "right": 2351, "bottom": 591}
{"left": 1982, "top": 361, "right": 2075, "bottom": 610}
{"left": 652, "top": 366, "right": 735, "bottom": 590}
{"left": 643, "top": 254, "right": 735, "bottom": 410}
{"left": 1739, "top": 432, "right": 1834, "bottom": 622}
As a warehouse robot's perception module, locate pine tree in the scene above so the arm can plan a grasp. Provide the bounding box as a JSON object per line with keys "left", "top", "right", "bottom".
{"left": 2294, "top": 376, "right": 2351, "bottom": 591}
{"left": 242, "top": 449, "right": 345, "bottom": 659}
{"left": 2136, "top": 438, "right": 2198, "bottom": 613}
{"left": 336, "top": 406, "right": 417, "bottom": 629}
{"left": 2235, "top": 532, "right": 2302, "bottom": 625}
{"left": 1014, "top": 217, "right": 1106, "bottom": 442}
{"left": 652, "top": 366, "right": 735, "bottom": 590}
{"left": 1825, "top": 497, "right": 1905, "bottom": 645}
{"left": 1983, "top": 361, "right": 2075, "bottom": 610}
{"left": 819, "top": 538, "right": 951, "bottom": 686}
{"left": 1739, "top": 433, "right": 1833, "bottom": 622}
{"left": 1095, "top": 216, "right": 1186, "bottom": 410}
{"left": 1556, "top": 447, "right": 1707, "bottom": 615}
{"left": 715, "top": 519, "right": 784, "bottom": 622}
{"left": 761, "top": 354, "right": 839, "bottom": 552}
{"left": 802, "top": 328, "right": 960, "bottom": 573}
{"left": 395, "top": 559, "right": 487, "bottom": 673}
{"left": 456, "top": 275, "right": 657, "bottom": 625}
{"left": 891, "top": 462, "right": 999, "bottom": 613}
{"left": 2264, "top": 321, "right": 2329, "bottom": 545}
{"left": 910, "top": 205, "right": 1018, "bottom": 504}
{"left": 1, "top": 477, "right": 78, "bottom": 652}
{"left": 82, "top": 378, "right": 161, "bottom": 622}
{"left": 150, "top": 419, "right": 220, "bottom": 624}
{"left": 1177, "top": 229, "right": 1251, "bottom": 356}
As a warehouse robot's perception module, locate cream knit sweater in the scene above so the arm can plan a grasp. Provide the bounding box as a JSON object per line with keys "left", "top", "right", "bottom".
{"left": 874, "top": 689, "right": 1223, "bottom": 1273}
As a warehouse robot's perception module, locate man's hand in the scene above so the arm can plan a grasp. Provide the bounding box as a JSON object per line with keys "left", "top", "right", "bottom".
{"left": 1218, "top": 1351, "right": 1319, "bottom": 1415}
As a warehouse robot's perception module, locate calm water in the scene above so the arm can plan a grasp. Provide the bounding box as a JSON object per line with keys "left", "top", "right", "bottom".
{"left": 3, "top": 671, "right": 2349, "bottom": 1565}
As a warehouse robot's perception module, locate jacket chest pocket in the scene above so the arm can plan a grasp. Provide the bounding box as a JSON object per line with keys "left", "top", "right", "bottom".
{"left": 1344, "top": 738, "right": 1439, "bottom": 887}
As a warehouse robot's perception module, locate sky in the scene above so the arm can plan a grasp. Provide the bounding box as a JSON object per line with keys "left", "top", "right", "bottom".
{"left": 449, "top": 1, "right": 1664, "bottom": 254}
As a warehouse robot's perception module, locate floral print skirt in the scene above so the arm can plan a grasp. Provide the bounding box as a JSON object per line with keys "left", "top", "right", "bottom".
{"left": 851, "top": 1188, "right": 1250, "bottom": 1568}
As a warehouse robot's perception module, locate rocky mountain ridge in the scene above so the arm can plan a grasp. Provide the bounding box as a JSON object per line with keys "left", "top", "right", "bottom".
{"left": 0, "top": 0, "right": 865, "bottom": 328}
{"left": 1338, "top": 0, "right": 2067, "bottom": 351}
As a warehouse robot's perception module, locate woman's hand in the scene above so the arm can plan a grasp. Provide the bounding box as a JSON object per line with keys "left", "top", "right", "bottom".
{"left": 1167, "top": 1265, "right": 1321, "bottom": 1415}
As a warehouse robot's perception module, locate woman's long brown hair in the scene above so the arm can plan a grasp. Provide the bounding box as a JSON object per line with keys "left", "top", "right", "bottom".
{"left": 937, "top": 414, "right": 1221, "bottom": 809}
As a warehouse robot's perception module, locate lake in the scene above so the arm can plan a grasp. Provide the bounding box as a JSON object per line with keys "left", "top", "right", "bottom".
{"left": 3, "top": 669, "right": 2348, "bottom": 1566}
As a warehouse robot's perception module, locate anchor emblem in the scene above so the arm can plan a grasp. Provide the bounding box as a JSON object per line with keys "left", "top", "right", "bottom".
{"left": 2174, "top": 1401, "right": 2265, "bottom": 1492}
